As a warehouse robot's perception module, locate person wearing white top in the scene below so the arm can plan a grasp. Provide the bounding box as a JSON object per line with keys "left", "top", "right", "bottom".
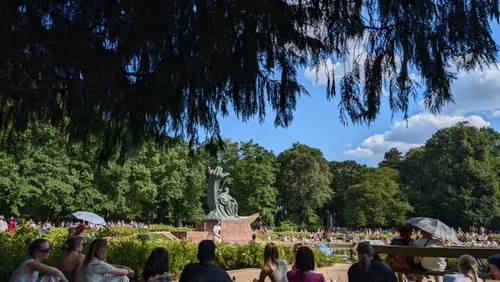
{"left": 444, "top": 255, "right": 483, "bottom": 282}
{"left": 79, "top": 238, "right": 133, "bottom": 282}
{"left": 213, "top": 220, "right": 222, "bottom": 242}
{"left": 10, "top": 239, "right": 68, "bottom": 282}
{"left": 413, "top": 232, "right": 447, "bottom": 282}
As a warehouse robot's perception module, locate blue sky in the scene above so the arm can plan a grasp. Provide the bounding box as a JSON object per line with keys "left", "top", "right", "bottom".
{"left": 216, "top": 24, "right": 500, "bottom": 167}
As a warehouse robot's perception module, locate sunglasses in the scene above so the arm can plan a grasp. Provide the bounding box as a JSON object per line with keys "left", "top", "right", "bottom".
{"left": 39, "top": 247, "right": 51, "bottom": 254}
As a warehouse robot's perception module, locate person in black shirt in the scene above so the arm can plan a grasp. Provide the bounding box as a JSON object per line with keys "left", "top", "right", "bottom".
{"left": 348, "top": 242, "right": 398, "bottom": 282}
{"left": 179, "top": 240, "right": 232, "bottom": 282}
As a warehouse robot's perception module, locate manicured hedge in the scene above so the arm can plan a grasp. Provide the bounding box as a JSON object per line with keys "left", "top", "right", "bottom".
{"left": 0, "top": 227, "right": 335, "bottom": 281}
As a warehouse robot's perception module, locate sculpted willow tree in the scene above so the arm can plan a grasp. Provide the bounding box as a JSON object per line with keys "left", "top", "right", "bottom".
{"left": 1, "top": 1, "right": 499, "bottom": 157}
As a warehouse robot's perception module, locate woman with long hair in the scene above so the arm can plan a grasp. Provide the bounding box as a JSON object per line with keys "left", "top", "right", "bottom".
{"left": 348, "top": 242, "right": 397, "bottom": 282}
{"left": 287, "top": 247, "right": 324, "bottom": 282}
{"left": 444, "top": 255, "right": 483, "bottom": 282}
{"left": 10, "top": 239, "right": 68, "bottom": 282}
{"left": 79, "top": 239, "right": 133, "bottom": 282}
{"left": 58, "top": 236, "right": 85, "bottom": 282}
{"left": 291, "top": 242, "right": 305, "bottom": 271}
{"left": 257, "top": 243, "right": 288, "bottom": 282}
{"left": 141, "top": 248, "right": 172, "bottom": 282}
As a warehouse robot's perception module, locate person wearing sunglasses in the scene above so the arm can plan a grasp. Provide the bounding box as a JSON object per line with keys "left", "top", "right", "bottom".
{"left": 10, "top": 238, "right": 69, "bottom": 282}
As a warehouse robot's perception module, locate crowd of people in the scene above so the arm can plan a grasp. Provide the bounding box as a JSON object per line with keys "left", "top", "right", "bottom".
{"left": 11, "top": 236, "right": 233, "bottom": 282}
{"left": 0, "top": 216, "right": 154, "bottom": 234}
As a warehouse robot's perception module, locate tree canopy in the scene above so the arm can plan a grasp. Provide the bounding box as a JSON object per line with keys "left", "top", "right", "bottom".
{"left": 344, "top": 167, "right": 412, "bottom": 227}
{"left": 1, "top": 1, "right": 499, "bottom": 157}
{"left": 400, "top": 122, "right": 500, "bottom": 228}
{"left": 216, "top": 140, "right": 278, "bottom": 225}
{"left": 276, "top": 143, "right": 332, "bottom": 228}
{"left": 323, "top": 160, "right": 366, "bottom": 226}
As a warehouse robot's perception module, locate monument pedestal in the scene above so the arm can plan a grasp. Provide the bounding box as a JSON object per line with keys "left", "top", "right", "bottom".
{"left": 194, "top": 213, "right": 259, "bottom": 243}
{"left": 172, "top": 167, "right": 259, "bottom": 243}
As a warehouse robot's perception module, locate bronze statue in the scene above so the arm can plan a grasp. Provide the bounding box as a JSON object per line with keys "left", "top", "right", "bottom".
{"left": 205, "top": 167, "right": 239, "bottom": 219}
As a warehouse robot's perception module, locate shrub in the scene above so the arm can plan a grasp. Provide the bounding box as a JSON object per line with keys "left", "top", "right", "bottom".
{"left": 0, "top": 229, "right": 335, "bottom": 281}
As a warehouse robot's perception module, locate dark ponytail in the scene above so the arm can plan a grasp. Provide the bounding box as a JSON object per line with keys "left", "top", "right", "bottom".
{"left": 61, "top": 236, "right": 83, "bottom": 253}
{"left": 357, "top": 242, "right": 374, "bottom": 274}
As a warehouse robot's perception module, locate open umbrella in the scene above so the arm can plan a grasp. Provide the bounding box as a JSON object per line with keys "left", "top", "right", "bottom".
{"left": 72, "top": 211, "right": 106, "bottom": 225}
{"left": 406, "top": 217, "right": 460, "bottom": 244}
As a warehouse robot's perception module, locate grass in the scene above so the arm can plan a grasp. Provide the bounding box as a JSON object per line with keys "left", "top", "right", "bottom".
{"left": 149, "top": 233, "right": 170, "bottom": 241}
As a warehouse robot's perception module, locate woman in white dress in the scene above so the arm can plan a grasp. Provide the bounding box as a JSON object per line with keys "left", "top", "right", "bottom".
{"left": 444, "top": 255, "right": 483, "bottom": 282}
{"left": 10, "top": 239, "right": 68, "bottom": 282}
{"left": 79, "top": 239, "right": 133, "bottom": 282}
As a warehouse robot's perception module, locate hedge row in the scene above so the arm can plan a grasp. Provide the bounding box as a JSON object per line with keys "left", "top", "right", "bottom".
{"left": 0, "top": 227, "right": 335, "bottom": 282}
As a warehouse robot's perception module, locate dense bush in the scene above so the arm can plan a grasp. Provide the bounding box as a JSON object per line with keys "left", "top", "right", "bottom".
{"left": 0, "top": 228, "right": 335, "bottom": 281}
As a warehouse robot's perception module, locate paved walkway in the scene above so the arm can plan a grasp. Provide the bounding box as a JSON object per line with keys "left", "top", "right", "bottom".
{"left": 226, "top": 264, "right": 351, "bottom": 282}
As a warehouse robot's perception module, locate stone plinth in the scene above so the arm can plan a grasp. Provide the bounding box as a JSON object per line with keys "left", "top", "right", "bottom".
{"left": 195, "top": 213, "right": 259, "bottom": 243}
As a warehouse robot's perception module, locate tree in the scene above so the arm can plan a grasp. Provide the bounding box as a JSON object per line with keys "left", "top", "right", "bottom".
{"left": 133, "top": 141, "right": 206, "bottom": 223}
{"left": 400, "top": 123, "right": 500, "bottom": 228}
{"left": 379, "top": 148, "right": 403, "bottom": 170}
{"left": 323, "top": 160, "right": 366, "bottom": 226}
{"left": 276, "top": 143, "right": 332, "bottom": 229}
{"left": 1, "top": 1, "right": 499, "bottom": 158}
{"left": 218, "top": 140, "right": 278, "bottom": 225}
{"left": 4, "top": 123, "right": 108, "bottom": 219}
{"left": 344, "top": 167, "right": 413, "bottom": 228}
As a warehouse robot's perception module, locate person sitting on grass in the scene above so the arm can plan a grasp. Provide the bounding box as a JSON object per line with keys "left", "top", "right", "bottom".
{"left": 10, "top": 239, "right": 69, "bottom": 282}
{"left": 179, "top": 240, "right": 232, "bottom": 282}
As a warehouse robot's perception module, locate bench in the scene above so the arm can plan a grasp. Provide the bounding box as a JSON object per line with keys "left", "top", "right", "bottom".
{"left": 372, "top": 245, "right": 499, "bottom": 278}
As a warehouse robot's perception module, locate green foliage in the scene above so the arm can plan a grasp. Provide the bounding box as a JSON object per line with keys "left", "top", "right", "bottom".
{"left": 378, "top": 148, "right": 403, "bottom": 170}
{"left": 344, "top": 167, "right": 413, "bottom": 227}
{"left": 0, "top": 230, "right": 335, "bottom": 281}
{"left": 0, "top": 123, "right": 206, "bottom": 222}
{"left": 2, "top": 1, "right": 499, "bottom": 158}
{"left": 324, "top": 160, "right": 366, "bottom": 226}
{"left": 400, "top": 122, "right": 500, "bottom": 228}
{"left": 217, "top": 140, "right": 278, "bottom": 225}
{"left": 276, "top": 143, "right": 332, "bottom": 229}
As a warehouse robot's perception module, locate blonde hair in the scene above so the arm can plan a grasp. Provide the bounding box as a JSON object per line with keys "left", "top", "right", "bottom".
{"left": 458, "top": 254, "right": 479, "bottom": 282}
{"left": 262, "top": 242, "right": 280, "bottom": 273}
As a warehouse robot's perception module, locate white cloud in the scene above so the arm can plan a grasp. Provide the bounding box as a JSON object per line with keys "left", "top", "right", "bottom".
{"left": 417, "top": 65, "right": 500, "bottom": 116}
{"left": 344, "top": 147, "right": 373, "bottom": 158}
{"left": 304, "top": 37, "right": 368, "bottom": 86}
{"left": 343, "top": 61, "right": 500, "bottom": 162}
{"left": 344, "top": 113, "right": 490, "bottom": 160}
{"left": 304, "top": 36, "right": 420, "bottom": 89}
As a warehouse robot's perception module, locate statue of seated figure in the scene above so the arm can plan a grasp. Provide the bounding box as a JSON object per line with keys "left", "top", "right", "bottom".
{"left": 218, "top": 187, "right": 239, "bottom": 217}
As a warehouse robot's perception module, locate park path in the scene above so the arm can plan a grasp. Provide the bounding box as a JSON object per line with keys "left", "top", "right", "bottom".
{"left": 225, "top": 264, "right": 351, "bottom": 282}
